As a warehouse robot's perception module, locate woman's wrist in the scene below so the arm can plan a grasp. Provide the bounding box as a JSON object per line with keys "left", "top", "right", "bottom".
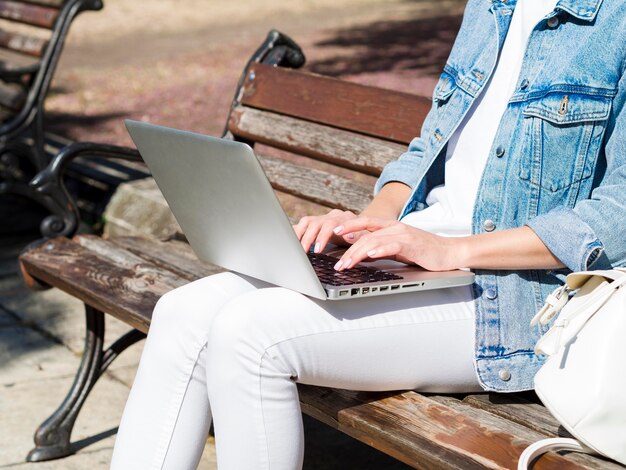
{"left": 449, "top": 236, "right": 473, "bottom": 270}
{"left": 362, "top": 182, "right": 411, "bottom": 220}
{"left": 450, "top": 227, "right": 565, "bottom": 270}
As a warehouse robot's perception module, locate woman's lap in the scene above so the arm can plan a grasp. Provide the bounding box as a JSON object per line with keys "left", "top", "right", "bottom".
{"left": 112, "top": 271, "right": 481, "bottom": 469}
{"left": 141, "top": 270, "right": 481, "bottom": 397}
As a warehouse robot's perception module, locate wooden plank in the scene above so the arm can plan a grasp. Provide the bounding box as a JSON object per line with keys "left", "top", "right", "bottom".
{"left": 257, "top": 152, "right": 373, "bottom": 212}
{"left": 229, "top": 106, "right": 405, "bottom": 176}
{"left": 111, "top": 236, "right": 224, "bottom": 281}
{"left": 431, "top": 394, "right": 621, "bottom": 470}
{"left": 0, "top": 30, "right": 47, "bottom": 57}
{"left": 19, "top": 236, "right": 188, "bottom": 333}
{"left": 0, "top": 47, "right": 40, "bottom": 69}
{"left": 0, "top": 78, "right": 24, "bottom": 109}
{"left": 21, "top": 0, "right": 64, "bottom": 7}
{"left": 0, "top": 1, "right": 59, "bottom": 29}
{"left": 460, "top": 393, "right": 562, "bottom": 437}
{"left": 297, "top": 386, "right": 601, "bottom": 470}
{"left": 240, "top": 63, "right": 429, "bottom": 145}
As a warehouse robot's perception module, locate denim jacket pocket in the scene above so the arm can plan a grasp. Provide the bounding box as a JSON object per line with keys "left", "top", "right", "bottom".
{"left": 519, "top": 91, "right": 612, "bottom": 195}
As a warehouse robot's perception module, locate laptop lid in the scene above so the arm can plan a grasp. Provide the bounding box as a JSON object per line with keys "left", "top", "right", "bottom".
{"left": 126, "top": 120, "right": 327, "bottom": 299}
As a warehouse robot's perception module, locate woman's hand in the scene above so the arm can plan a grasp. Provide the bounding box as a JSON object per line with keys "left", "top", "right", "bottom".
{"left": 333, "top": 219, "right": 566, "bottom": 271}
{"left": 294, "top": 182, "right": 413, "bottom": 253}
{"left": 333, "top": 217, "right": 463, "bottom": 271}
{"left": 293, "top": 209, "right": 364, "bottom": 253}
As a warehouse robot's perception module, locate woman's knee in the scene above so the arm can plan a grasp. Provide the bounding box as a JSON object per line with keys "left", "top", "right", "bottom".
{"left": 205, "top": 288, "right": 304, "bottom": 380}
{"left": 150, "top": 272, "right": 253, "bottom": 342}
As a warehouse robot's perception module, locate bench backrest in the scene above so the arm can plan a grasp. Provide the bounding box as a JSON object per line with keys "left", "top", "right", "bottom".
{"left": 0, "top": 0, "right": 102, "bottom": 129}
{"left": 227, "top": 62, "right": 432, "bottom": 215}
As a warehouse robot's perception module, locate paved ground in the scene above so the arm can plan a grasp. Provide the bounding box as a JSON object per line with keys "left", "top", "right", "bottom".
{"left": 46, "top": 0, "right": 465, "bottom": 146}
{"left": 1, "top": 1, "right": 465, "bottom": 467}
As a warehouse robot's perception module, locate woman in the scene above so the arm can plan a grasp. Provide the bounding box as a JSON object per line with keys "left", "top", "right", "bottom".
{"left": 111, "top": 0, "right": 625, "bottom": 468}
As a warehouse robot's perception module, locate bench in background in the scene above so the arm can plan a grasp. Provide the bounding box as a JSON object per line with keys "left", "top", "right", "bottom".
{"left": 19, "top": 31, "right": 621, "bottom": 469}
{"left": 0, "top": 0, "right": 106, "bottom": 236}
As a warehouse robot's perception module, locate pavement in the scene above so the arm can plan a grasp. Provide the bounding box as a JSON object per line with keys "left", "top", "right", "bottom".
{"left": 45, "top": 0, "right": 465, "bottom": 147}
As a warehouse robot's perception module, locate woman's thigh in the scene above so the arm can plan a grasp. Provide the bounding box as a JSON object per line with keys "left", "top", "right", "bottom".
{"left": 208, "top": 284, "right": 481, "bottom": 393}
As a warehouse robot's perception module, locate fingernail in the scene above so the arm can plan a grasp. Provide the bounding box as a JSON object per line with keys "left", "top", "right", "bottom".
{"left": 367, "top": 249, "right": 377, "bottom": 257}
{"left": 333, "top": 225, "right": 344, "bottom": 234}
{"left": 334, "top": 260, "right": 343, "bottom": 270}
{"left": 347, "top": 233, "right": 354, "bottom": 240}
{"left": 314, "top": 242, "right": 321, "bottom": 253}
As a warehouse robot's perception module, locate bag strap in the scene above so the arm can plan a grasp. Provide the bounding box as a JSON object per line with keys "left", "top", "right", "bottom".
{"left": 518, "top": 438, "right": 592, "bottom": 469}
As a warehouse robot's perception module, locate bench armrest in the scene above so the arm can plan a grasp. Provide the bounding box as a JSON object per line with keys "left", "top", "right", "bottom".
{"left": 28, "top": 142, "right": 141, "bottom": 239}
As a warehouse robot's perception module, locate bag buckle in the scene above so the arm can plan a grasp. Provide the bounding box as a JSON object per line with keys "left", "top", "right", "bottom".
{"left": 531, "top": 285, "right": 571, "bottom": 326}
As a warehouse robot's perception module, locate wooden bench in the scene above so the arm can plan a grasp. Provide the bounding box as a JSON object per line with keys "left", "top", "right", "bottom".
{"left": 0, "top": 0, "right": 103, "bottom": 233}
{"left": 18, "top": 31, "right": 622, "bottom": 469}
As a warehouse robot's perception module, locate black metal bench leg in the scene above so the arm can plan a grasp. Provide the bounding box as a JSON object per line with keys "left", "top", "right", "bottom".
{"left": 26, "top": 305, "right": 146, "bottom": 462}
{"left": 26, "top": 305, "right": 104, "bottom": 462}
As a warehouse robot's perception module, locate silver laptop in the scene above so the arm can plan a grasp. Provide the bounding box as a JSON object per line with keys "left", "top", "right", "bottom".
{"left": 126, "top": 120, "right": 474, "bottom": 300}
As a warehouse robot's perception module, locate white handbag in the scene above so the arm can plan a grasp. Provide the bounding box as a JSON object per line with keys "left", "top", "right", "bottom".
{"left": 518, "top": 268, "right": 626, "bottom": 469}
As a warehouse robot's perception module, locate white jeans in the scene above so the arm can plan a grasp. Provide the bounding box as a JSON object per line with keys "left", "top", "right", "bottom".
{"left": 110, "top": 272, "right": 482, "bottom": 470}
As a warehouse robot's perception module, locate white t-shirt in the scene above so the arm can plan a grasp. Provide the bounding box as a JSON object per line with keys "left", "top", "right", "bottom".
{"left": 401, "top": 0, "right": 559, "bottom": 237}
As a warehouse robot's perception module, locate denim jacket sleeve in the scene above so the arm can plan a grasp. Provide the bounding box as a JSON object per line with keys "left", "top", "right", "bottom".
{"left": 527, "top": 68, "right": 626, "bottom": 272}
{"left": 374, "top": 137, "right": 427, "bottom": 194}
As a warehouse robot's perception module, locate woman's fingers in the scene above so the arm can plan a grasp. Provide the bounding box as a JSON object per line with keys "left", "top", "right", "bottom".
{"left": 334, "top": 216, "right": 395, "bottom": 237}
{"left": 293, "top": 210, "right": 357, "bottom": 252}
{"left": 314, "top": 223, "right": 341, "bottom": 253}
{"left": 335, "top": 233, "right": 400, "bottom": 270}
{"left": 300, "top": 219, "right": 322, "bottom": 252}
{"left": 292, "top": 217, "right": 309, "bottom": 241}
{"left": 333, "top": 219, "right": 399, "bottom": 270}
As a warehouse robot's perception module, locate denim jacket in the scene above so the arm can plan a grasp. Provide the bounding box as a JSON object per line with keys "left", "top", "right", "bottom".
{"left": 375, "top": 0, "right": 626, "bottom": 391}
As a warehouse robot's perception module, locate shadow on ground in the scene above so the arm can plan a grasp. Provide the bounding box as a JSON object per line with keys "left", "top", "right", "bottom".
{"left": 308, "top": 13, "right": 462, "bottom": 78}
{"left": 44, "top": 111, "right": 131, "bottom": 141}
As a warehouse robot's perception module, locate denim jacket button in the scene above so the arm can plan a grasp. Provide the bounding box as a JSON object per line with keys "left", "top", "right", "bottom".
{"left": 495, "top": 146, "right": 505, "bottom": 158}
{"left": 499, "top": 369, "right": 512, "bottom": 381}
{"left": 483, "top": 219, "right": 496, "bottom": 232}
{"left": 485, "top": 288, "right": 497, "bottom": 300}
{"left": 520, "top": 78, "right": 529, "bottom": 90}
{"left": 547, "top": 17, "right": 560, "bottom": 29}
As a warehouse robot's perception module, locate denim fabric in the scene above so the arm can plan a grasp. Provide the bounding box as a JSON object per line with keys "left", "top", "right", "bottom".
{"left": 375, "top": 0, "right": 626, "bottom": 391}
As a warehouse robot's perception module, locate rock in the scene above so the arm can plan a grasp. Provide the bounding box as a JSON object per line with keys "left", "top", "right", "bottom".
{"left": 103, "top": 178, "right": 181, "bottom": 239}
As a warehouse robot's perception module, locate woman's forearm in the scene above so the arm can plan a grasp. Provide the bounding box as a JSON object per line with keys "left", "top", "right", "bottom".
{"left": 457, "top": 226, "right": 565, "bottom": 270}
{"left": 361, "top": 182, "right": 412, "bottom": 220}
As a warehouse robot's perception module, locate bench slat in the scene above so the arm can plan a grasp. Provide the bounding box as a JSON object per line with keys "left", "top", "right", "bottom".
{"left": 111, "top": 236, "right": 224, "bottom": 281}
{"left": 20, "top": 1, "right": 64, "bottom": 6}
{"left": 19, "top": 237, "right": 186, "bottom": 332}
{"left": 258, "top": 153, "right": 373, "bottom": 212}
{"left": 0, "top": 79, "right": 24, "bottom": 109}
{"left": 240, "top": 63, "right": 429, "bottom": 145}
{"left": 229, "top": 105, "right": 405, "bottom": 176}
{"left": 461, "top": 393, "right": 562, "bottom": 437}
{"left": 298, "top": 386, "right": 597, "bottom": 470}
{"left": 0, "top": 1, "right": 59, "bottom": 29}
{"left": 0, "top": 29, "right": 47, "bottom": 57}
{"left": 430, "top": 395, "right": 621, "bottom": 469}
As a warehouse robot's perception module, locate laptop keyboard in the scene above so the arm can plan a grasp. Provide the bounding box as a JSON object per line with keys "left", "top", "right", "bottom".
{"left": 307, "top": 252, "right": 403, "bottom": 287}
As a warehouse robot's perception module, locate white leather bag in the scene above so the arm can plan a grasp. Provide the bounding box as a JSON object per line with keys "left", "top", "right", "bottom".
{"left": 518, "top": 268, "right": 626, "bottom": 469}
